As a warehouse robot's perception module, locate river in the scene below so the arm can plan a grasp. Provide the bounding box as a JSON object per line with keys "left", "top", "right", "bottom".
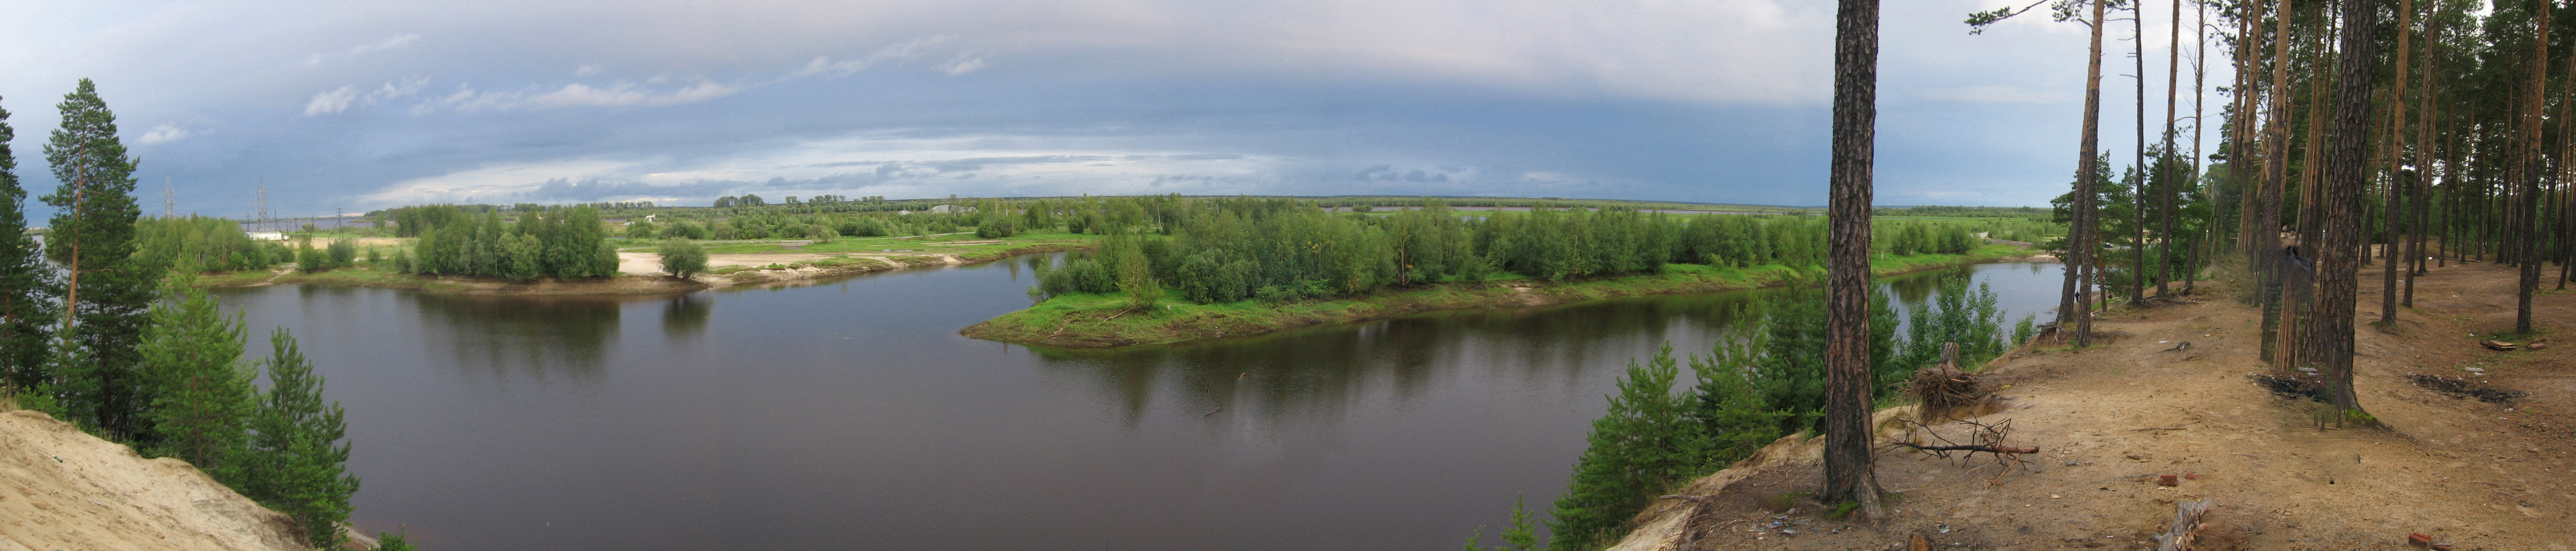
{"left": 212, "top": 259, "right": 2064, "bottom": 549}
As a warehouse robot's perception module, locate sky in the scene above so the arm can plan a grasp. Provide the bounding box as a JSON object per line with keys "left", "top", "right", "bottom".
{"left": 0, "top": 0, "right": 2235, "bottom": 218}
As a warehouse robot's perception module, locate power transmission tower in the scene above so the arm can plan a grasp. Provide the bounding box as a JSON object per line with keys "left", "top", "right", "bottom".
{"left": 162, "top": 177, "right": 175, "bottom": 218}
{"left": 253, "top": 179, "right": 274, "bottom": 232}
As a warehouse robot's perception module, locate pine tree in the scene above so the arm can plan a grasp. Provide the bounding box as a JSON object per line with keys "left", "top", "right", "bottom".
{"left": 1821, "top": 0, "right": 1885, "bottom": 517}
{"left": 1546, "top": 343, "right": 1708, "bottom": 550}
{"left": 41, "top": 79, "right": 158, "bottom": 440}
{"left": 242, "top": 328, "right": 360, "bottom": 548}
{"left": 139, "top": 272, "right": 255, "bottom": 482}
{"left": 0, "top": 96, "right": 60, "bottom": 401}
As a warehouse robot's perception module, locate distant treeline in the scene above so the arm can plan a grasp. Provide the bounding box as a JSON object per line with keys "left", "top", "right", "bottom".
{"left": 358, "top": 196, "right": 2058, "bottom": 225}
{"left": 1028, "top": 198, "right": 2033, "bottom": 307}
{"left": 1873, "top": 205, "right": 2052, "bottom": 220}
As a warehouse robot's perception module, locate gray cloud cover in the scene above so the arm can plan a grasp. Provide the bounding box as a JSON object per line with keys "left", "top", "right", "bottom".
{"left": 0, "top": 0, "right": 2225, "bottom": 217}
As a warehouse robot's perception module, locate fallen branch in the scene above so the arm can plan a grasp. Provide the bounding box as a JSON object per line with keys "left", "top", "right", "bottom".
{"left": 1888, "top": 443, "right": 2039, "bottom": 455}
{"left": 2157, "top": 341, "right": 2194, "bottom": 353}
{"left": 1883, "top": 418, "right": 2039, "bottom": 484}
{"left": 1656, "top": 494, "right": 1710, "bottom": 503}
{"left": 2149, "top": 500, "right": 2214, "bottom": 551}
{"left": 2132, "top": 420, "right": 2204, "bottom": 432}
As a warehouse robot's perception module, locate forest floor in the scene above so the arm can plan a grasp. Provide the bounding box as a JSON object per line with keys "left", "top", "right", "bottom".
{"left": 1611, "top": 259, "right": 2576, "bottom": 550}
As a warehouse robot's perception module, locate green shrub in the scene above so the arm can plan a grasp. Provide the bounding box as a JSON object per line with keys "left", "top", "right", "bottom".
{"left": 326, "top": 239, "right": 357, "bottom": 269}
{"left": 659, "top": 239, "right": 708, "bottom": 279}
{"left": 977, "top": 217, "right": 1018, "bottom": 238}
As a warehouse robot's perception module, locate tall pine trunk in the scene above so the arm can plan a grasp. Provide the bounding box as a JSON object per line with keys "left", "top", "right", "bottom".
{"left": 2382, "top": 0, "right": 2416, "bottom": 326}
{"left": 2520, "top": 3, "right": 2550, "bottom": 335}
{"left": 1821, "top": 0, "right": 1885, "bottom": 519}
{"left": 2256, "top": 0, "right": 2293, "bottom": 364}
{"left": 2076, "top": 0, "right": 2108, "bottom": 346}
{"left": 2158, "top": 0, "right": 2181, "bottom": 299}
{"left": 2316, "top": 0, "right": 2382, "bottom": 413}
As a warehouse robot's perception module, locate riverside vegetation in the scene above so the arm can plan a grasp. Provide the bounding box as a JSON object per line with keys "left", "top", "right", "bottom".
{"left": 963, "top": 197, "right": 2050, "bottom": 347}
{"left": 1469, "top": 274, "right": 2015, "bottom": 550}
{"left": 0, "top": 83, "right": 374, "bottom": 549}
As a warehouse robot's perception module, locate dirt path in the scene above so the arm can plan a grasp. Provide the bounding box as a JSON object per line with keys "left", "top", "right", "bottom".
{"left": 1611, "top": 262, "right": 2576, "bottom": 550}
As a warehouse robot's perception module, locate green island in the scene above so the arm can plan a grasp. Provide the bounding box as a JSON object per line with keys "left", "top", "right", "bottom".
{"left": 955, "top": 197, "right": 2057, "bottom": 348}
{"left": 962, "top": 244, "right": 2036, "bottom": 348}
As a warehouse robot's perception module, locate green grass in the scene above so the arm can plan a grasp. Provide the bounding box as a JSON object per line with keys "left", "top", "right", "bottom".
{"left": 963, "top": 244, "right": 2035, "bottom": 348}
{"left": 196, "top": 263, "right": 481, "bottom": 293}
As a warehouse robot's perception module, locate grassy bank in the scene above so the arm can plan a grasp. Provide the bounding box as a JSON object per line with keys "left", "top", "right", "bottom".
{"left": 961, "top": 244, "right": 2039, "bottom": 348}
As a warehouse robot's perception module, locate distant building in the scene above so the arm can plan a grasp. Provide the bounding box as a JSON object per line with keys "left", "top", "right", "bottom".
{"left": 926, "top": 205, "right": 977, "bottom": 214}
{"left": 247, "top": 232, "right": 287, "bottom": 241}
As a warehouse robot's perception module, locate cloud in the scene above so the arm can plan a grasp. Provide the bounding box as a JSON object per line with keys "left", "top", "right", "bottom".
{"left": 574, "top": 64, "right": 606, "bottom": 76}
{"left": 1912, "top": 85, "right": 2064, "bottom": 104}
{"left": 304, "top": 33, "right": 420, "bottom": 67}
{"left": 303, "top": 86, "right": 358, "bottom": 115}
{"left": 348, "top": 133, "right": 1333, "bottom": 205}
{"left": 371, "top": 75, "right": 429, "bottom": 100}
{"left": 138, "top": 124, "right": 192, "bottom": 144}
{"left": 358, "top": 159, "right": 642, "bottom": 205}
{"left": 409, "top": 80, "right": 741, "bottom": 113}
{"left": 796, "top": 36, "right": 959, "bottom": 77}
{"left": 940, "top": 55, "right": 987, "bottom": 75}
{"left": 303, "top": 77, "right": 431, "bottom": 116}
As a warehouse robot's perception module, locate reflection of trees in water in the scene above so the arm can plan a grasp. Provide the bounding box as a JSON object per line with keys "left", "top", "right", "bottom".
{"left": 662, "top": 295, "right": 712, "bottom": 338}
{"left": 1029, "top": 291, "right": 1774, "bottom": 432}
{"left": 1880, "top": 265, "right": 1979, "bottom": 306}
{"left": 1026, "top": 266, "right": 2065, "bottom": 433}
{"left": 408, "top": 293, "right": 620, "bottom": 382}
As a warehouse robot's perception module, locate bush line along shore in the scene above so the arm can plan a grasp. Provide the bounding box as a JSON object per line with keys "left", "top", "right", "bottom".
{"left": 962, "top": 244, "right": 2037, "bottom": 348}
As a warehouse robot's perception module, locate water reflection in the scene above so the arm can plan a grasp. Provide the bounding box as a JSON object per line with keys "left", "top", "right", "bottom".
{"left": 661, "top": 295, "right": 712, "bottom": 338}
{"left": 1032, "top": 263, "right": 2054, "bottom": 438}
{"left": 210, "top": 255, "right": 2063, "bottom": 550}
{"left": 407, "top": 293, "right": 619, "bottom": 381}
{"left": 1026, "top": 287, "right": 1774, "bottom": 435}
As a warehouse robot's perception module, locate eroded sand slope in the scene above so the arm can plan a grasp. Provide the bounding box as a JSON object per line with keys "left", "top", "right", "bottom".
{"left": 0, "top": 409, "right": 307, "bottom": 551}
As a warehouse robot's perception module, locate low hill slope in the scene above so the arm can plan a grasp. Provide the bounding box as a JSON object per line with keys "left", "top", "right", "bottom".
{"left": 1608, "top": 268, "right": 2576, "bottom": 550}
{"left": 0, "top": 409, "right": 307, "bottom": 551}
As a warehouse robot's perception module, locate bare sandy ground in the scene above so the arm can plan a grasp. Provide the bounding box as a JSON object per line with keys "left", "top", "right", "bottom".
{"left": 0, "top": 410, "right": 308, "bottom": 551}
{"left": 614, "top": 251, "right": 957, "bottom": 277}
{"left": 1609, "top": 262, "right": 2575, "bottom": 550}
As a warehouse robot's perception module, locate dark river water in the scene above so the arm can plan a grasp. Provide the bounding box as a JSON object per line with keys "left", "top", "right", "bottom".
{"left": 212, "top": 259, "right": 2063, "bottom": 550}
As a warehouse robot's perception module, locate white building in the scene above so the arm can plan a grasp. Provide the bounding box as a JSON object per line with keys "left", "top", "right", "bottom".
{"left": 246, "top": 232, "right": 287, "bottom": 241}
